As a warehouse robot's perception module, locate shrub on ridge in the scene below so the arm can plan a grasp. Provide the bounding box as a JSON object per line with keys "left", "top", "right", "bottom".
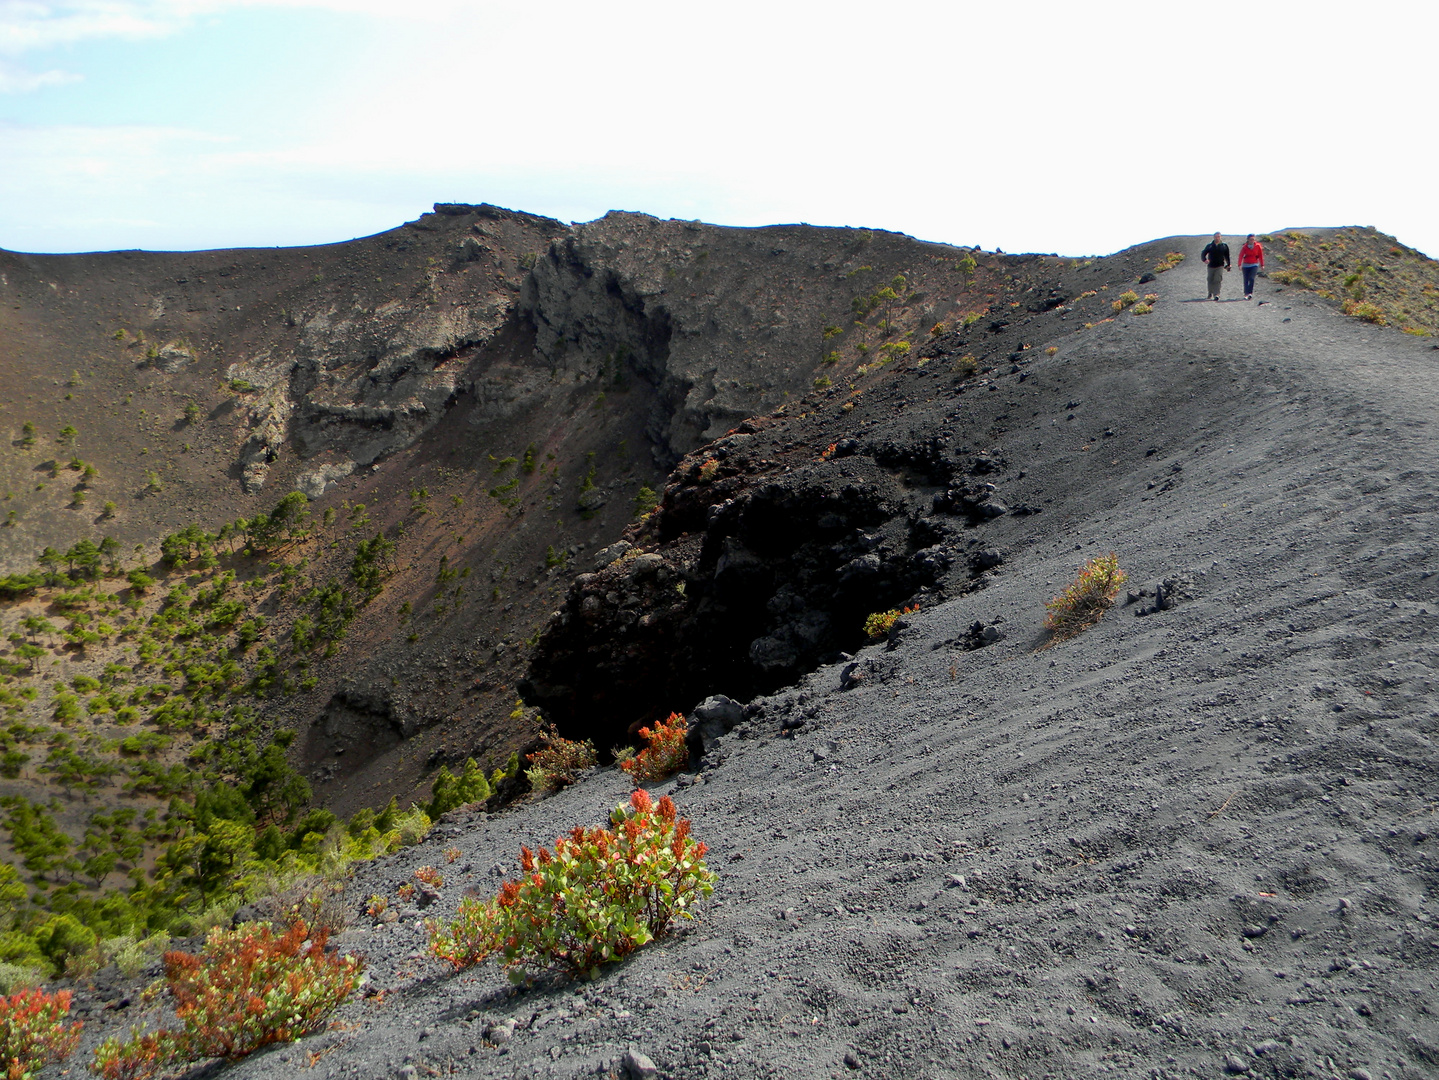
{"left": 525, "top": 725, "right": 598, "bottom": 794}
{"left": 427, "top": 790, "right": 714, "bottom": 983}
{"left": 864, "top": 604, "right": 918, "bottom": 641}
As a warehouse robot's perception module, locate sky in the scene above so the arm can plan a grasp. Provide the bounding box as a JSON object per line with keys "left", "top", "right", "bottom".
{"left": 1, "top": 0, "right": 1436, "bottom": 257}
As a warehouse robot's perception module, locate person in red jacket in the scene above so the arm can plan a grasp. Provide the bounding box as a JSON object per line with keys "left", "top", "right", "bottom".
{"left": 1239, "top": 234, "right": 1265, "bottom": 300}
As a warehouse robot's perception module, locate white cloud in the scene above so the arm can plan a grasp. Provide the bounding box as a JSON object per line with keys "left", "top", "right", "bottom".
{"left": 0, "top": 0, "right": 468, "bottom": 56}
{"left": 1, "top": 2, "right": 1437, "bottom": 256}
{"left": 0, "top": 56, "right": 78, "bottom": 90}
{"left": 0, "top": 0, "right": 186, "bottom": 54}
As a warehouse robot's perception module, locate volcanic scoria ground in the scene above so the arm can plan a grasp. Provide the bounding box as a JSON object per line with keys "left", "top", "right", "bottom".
{"left": 30, "top": 228, "right": 1439, "bottom": 1079}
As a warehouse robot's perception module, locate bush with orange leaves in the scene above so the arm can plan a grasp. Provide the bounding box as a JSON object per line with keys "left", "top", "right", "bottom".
{"left": 1044, "top": 552, "right": 1128, "bottom": 640}
{"left": 427, "top": 790, "right": 715, "bottom": 983}
{"left": 863, "top": 603, "right": 919, "bottom": 641}
{"left": 90, "top": 920, "right": 364, "bottom": 1080}
{"left": 618, "top": 711, "right": 688, "bottom": 784}
{"left": 1, "top": 987, "right": 82, "bottom": 1080}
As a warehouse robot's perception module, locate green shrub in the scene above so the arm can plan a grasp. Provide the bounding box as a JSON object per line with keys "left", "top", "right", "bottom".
{"left": 0, "top": 932, "right": 47, "bottom": 979}
{"left": 491, "top": 752, "right": 520, "bottom": 787}
{"left": 0, "top": 963, "right": 43, "bottom": 995}
{"left": 427, "top": 790, "right": 714, "bottom": 982}
{"left": 1, "top": 987, "right": 82, "bottom": 1080}
{"left": 632, "top": 486, "right": 659, "bottom": 521}
{"left": 108, "top": 931, "right": 170, "bottom": 978}
{"left": 34, "top": 915, "right": 97, "bottom": 975}
{"left": 1044, "top": 552, "right": 1127, "bottom": 640}
{"left": 1343, "top": 299, "right": 1386, "bottom": 324}
{"left": 427, "top": 759, "right": 491, "bottom": 818}
{"left": 91, "top": 920, "right": 362, "bottom": 1078}
{"left": 954, "top": 354, "right": 978, "bottom": 377}
{"left": 863, "top": 604, "right": 917, "bottom": 641}
{"left": 389, "top": 805, "right": 432, "bottom": 849}
{"left": 525, "top": 727, "right": 598, "bottom": 794}
{"left": 1111, "top": 290, "right": 1140, "bottom": 313}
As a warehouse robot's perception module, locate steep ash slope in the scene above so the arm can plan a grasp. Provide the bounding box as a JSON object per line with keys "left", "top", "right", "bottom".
{"left": 48, "top": 239, "right": 1439, "bottom": 1079}
{"left": 0, "top": 208, "right": 1047, "bottom": 914}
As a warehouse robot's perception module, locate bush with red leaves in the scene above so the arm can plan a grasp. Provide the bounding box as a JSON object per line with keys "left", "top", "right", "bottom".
{"left": 618, "top": 711, "right": 688, "bottom": 784}
{"left": 428, "top": 790, "right": 714, "bottom": 982}
{"left": 1, "top": 987, "right": 81, "bottom": 1080}
{"left": 91, "top": 919, "right": 363, "bottom": 1080}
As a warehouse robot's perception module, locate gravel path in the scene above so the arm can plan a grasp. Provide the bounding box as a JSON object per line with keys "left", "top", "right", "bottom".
{"left": 51, "top": 240, "right": 1439, "bottom": 1080}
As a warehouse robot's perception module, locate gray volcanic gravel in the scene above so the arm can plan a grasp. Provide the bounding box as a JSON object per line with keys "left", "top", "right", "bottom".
{"left": 48, "top": 244, "right": 1439, "bottom": 1079}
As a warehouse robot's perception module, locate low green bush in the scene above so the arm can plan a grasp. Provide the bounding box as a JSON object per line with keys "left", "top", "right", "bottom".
{"left": 525, "top": 727, "right": 597, "bottom": 794}
{"left": 863, "top": 604, "right": 917, "bottom": 641}
{"left": 428, "top": 760, "right": 490, "bottom": 818}
{"left": 1044, "top": 553, "right": 1127, "bottom": 640}
{"left": 427, "top": 790, "right": 714, "bottom": 982}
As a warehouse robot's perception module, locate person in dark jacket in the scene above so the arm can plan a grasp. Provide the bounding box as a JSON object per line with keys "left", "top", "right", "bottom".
{"left": 1201, "top": 232, "right": 1231, "bottom": 300}
{"left": 1238, "top": 234, "right": 1265, "bottom": 300}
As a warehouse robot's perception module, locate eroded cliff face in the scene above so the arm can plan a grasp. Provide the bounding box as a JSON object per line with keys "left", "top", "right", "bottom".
{"left": 219, "top": 205, "right": 569, "bottom": 493}
{"left": 521, "top": 212, "right": 977, "bottom": 467}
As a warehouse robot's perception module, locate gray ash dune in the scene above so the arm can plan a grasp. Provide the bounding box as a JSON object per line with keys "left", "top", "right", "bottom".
{"left": 40, "top": 234, "right": 1439, "bottom": 1079}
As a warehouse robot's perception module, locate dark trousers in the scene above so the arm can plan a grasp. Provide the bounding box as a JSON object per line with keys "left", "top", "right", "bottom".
{"left": 1242, "top": 264, "right": 1259, "bottom": 295}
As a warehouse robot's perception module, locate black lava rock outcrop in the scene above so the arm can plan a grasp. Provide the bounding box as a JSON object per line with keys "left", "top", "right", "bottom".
{"left": 523, "top": 423, "right": 1011, "bottom": 749}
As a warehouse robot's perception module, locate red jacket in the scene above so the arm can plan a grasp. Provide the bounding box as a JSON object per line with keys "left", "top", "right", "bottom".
{"left": 1239, "top": 241, "right": 1265, "bottom": 267}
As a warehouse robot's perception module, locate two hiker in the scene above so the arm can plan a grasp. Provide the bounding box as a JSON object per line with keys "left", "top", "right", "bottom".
{"left": 1201, "top": 232, "right": 1265, "bottom": 301}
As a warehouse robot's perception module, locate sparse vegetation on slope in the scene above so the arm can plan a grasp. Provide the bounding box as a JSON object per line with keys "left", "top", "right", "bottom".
{"left": 1267, "top": 227, "right": 1439, "bottom": 335}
